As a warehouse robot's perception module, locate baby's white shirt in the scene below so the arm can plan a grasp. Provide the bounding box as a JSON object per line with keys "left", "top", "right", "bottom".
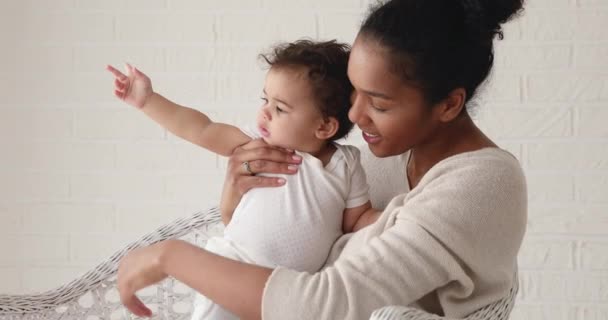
{"left": 223, "top": 126, "right": 370, "bottom": 272}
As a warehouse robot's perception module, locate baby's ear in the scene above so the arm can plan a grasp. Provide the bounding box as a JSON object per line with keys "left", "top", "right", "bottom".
{"left": 315, "top": 117, "right": 339, "bottom": 140}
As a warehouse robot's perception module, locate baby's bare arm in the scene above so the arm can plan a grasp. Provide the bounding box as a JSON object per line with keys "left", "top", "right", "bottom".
{"left": 108, "top": 64, "right": 250, "bottom": 156}
{"left": 142, "top": 93, "right": 250, "bottom": 156}
{"left": 342, "top": 200, "right": 381, "bottom": 233}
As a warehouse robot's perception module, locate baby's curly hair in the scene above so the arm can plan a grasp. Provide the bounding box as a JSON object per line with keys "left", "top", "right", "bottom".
{"left": 260, "top": 39, "right": 353, "bottom": 141}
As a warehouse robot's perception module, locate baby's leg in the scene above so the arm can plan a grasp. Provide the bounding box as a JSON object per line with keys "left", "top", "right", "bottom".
{"left": 190, "top": 237, "right": 264, "bottom": 320}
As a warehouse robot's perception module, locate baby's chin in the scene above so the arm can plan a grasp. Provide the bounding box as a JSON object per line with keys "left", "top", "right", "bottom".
{"left": 260, "top": 136, "right": 278, "bottom": 147}
{"left": 261, "top": 138, "right": 294, "bottom": 151}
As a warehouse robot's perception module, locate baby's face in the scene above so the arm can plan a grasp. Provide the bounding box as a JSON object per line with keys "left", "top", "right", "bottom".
{"left": 257, "top": 66, "right": 326, "bottom": 152}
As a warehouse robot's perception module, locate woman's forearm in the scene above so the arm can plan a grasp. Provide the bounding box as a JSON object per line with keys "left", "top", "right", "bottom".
{"left": 160, "top": 239, "right": 272, "bottom": 320}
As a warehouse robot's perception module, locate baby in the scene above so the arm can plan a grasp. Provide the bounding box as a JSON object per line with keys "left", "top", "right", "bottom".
{"left": 107, "top": 40, "right": 379, "bottom": 319}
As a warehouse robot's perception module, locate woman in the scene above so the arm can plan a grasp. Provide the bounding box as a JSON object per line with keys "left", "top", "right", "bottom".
{"left": 116, "top": 0, "right": 527, "bottom": 319}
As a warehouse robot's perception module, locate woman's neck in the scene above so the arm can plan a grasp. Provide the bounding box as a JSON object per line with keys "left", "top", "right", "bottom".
{"left": 407, "top": 114, "right": 496, "bottom": 188}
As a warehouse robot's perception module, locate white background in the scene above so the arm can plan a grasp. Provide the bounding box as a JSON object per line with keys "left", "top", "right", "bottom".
{"left": 0, "top": 1, "right": 607, "bottom": 319}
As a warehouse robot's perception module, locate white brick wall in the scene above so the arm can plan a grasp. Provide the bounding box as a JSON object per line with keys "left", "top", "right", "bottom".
{"left": 0, "top": 1, "right": 606, "bottom": 318}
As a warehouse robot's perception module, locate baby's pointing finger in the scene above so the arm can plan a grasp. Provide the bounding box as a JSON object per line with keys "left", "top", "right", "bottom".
{"left": 106, "top": 65, "right": 128, "bottom": 81}
{"left": 114, "top": 90, "right": 125, "bottom": 99}
{"left": 114, "top": 79, "right": 128, "bottom": 91}
{"left": 125, "top": 63, "right": 137, "bottom": 75}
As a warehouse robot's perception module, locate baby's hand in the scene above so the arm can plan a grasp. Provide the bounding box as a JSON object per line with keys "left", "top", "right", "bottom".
{"left": 106, "top": 63, "right": 153, "bottom": 109}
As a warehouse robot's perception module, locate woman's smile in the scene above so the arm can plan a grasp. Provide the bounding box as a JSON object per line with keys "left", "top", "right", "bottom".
{"left": 362, "top": 130, "right": 381, "bottom": 144}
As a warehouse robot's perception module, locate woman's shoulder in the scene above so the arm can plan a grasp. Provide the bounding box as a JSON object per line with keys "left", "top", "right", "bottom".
{"left": 422, "top": 147, "right": 525, "bottom": 188}
{"left": 395, "top": 147, "right": 527, "bottom": 271}
{"left": 402, "top": 147, "right": 527, "bottom": 241}
{"left": 439, "top": 146, "right": 519, "bottom": 165}
{"left": 401, "top": 147, "right": 527, "bottom": 231}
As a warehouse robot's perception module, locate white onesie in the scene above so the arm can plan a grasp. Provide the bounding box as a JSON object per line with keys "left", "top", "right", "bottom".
{"left": 191, "top": 127, "right": 370, "bottom": 319}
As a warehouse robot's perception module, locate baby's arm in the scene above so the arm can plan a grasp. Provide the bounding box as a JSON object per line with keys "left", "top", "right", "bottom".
{"left": 139, "top": 93, "right": 250, "bottom": 156}
{"left": 107, "top": 64, "right": 250, "bottom": 156}
{"left": 342, "top": 201, "right": 381, "bottom": 233}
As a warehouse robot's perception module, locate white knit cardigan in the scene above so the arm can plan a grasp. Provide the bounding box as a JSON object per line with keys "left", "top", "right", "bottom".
{"left": 262, "top": 148, "right": 527, "bottom": 319}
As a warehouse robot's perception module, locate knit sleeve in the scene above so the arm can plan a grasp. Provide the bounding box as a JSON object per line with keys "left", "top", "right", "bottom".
{"left": 261, "top": 215, "right": 462, "bottom": 320}
{"left": 261, "top": 150, "right": 527, "bottom": 320}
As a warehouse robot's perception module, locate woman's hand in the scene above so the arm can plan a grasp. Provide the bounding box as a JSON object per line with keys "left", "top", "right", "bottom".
{"left": 106, "top": 63, "right": 153, "bottom": 109}
{"left": 117, "top": 241, "right": 172, "bottom": 318}
{"left": 219, "top": 139, "right": 302, "bottom": 224}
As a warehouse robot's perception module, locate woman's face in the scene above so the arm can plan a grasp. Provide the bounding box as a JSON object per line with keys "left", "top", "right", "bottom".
{"left": 347, "top": 36, "right": 438, "bottom": 157}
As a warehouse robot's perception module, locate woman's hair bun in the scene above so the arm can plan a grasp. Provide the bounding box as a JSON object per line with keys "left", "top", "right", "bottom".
{"left": 461, "top": 0, "right": 524, "bottom": 40}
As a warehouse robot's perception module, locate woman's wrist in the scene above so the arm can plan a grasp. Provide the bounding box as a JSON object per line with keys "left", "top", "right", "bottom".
{"left": 158, "top": 239, "right": 181, "bottom": 274}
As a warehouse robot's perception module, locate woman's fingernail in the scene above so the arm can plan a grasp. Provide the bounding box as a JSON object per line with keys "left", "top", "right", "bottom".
{"left": 288, "top": 165, "right": 298, "bottom": 171}
{"left": 292, "top": 155, "right": 302, "bottom": 161}
{"left": 277, "top": 178, "right": 286, "bottom": 184}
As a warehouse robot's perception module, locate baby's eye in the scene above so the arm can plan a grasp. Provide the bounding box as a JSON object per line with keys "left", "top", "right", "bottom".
{"left": 260, "top": 97, "right": 268, "bottom": 104}
{"left": 275, "top": 106, "right": 284, "bottom": 113}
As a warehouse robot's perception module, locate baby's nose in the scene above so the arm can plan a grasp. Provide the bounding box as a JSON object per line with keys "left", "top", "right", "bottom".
{"left": 263, "top": 108, "right": 272, "bottom": 120}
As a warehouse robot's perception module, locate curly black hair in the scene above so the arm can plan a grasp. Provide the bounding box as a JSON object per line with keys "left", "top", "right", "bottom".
{"left": 360, "top": 0, "right": 524, "bottom": 109}
{"left": 260, "top": 39, "right": 353, "bottom": 141}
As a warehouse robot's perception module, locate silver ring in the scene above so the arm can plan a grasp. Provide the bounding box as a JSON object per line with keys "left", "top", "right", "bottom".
{"left": 243, "top": 161, "right": 254, "bottom": 175}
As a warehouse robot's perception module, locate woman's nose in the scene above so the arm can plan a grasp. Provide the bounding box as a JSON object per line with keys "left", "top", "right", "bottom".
{"left": 348, "top": 93, "right": 364, "bottom": 124}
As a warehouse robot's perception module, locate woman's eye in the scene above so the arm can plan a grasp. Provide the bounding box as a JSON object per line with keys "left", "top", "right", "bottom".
{"left": 371, "top": 104, "right": 387, "bottom": 112}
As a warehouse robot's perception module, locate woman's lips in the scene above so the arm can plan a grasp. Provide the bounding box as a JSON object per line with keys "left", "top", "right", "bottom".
{"left": 362, "top": 131, "right": 381, "bottom": 144}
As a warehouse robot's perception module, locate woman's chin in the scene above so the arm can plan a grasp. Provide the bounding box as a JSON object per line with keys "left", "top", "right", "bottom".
{"left": 367, "top": 142, "right": 405, "bottom": 158}
{"left": 366, "top": 143, "right": 387, "bottom": 157}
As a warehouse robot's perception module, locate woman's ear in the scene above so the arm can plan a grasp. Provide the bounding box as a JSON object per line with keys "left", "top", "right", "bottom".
{"left": 435, "top": 88, "right": 466, "bottom": 122}
{"left": 315, "top": 117, "right": 339, "bottom": 140}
